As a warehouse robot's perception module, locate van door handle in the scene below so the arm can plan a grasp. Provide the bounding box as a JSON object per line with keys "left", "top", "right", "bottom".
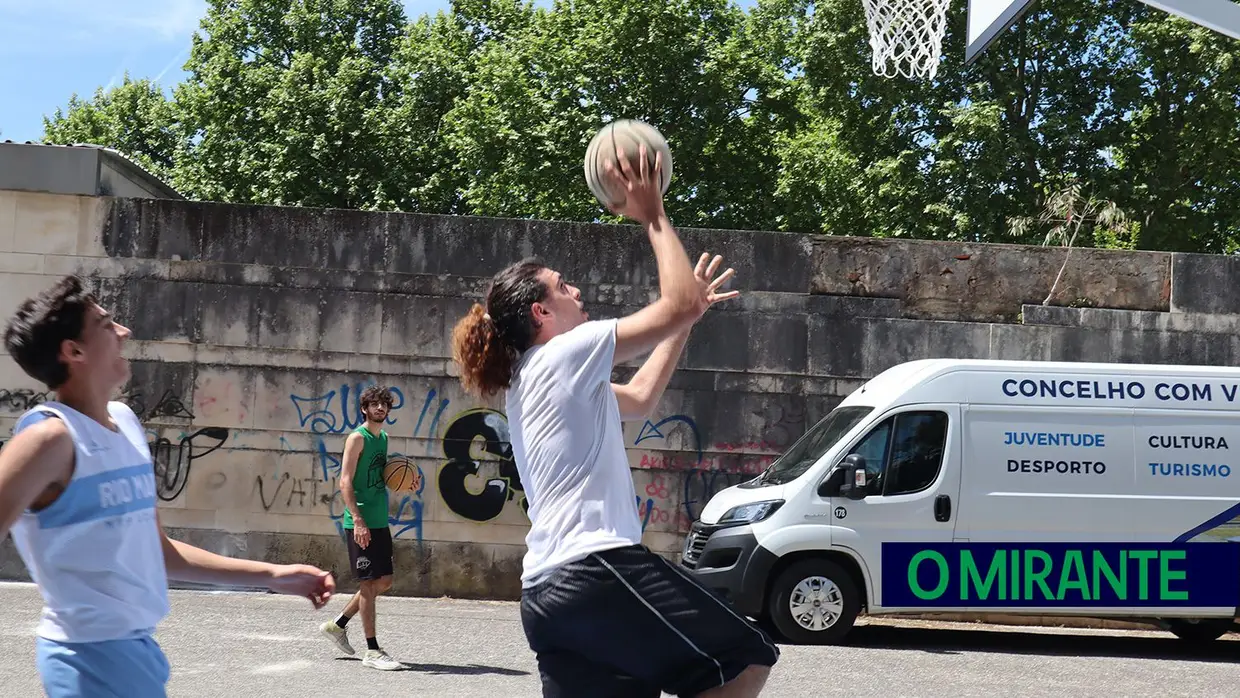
{"left": 934, "top": 495, "right": 951, "bottom": 522}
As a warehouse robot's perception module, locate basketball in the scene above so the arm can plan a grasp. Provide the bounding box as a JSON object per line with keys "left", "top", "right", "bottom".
{"left": 383, "top": 457, "right": 422, "bottom": 493}
{"left": 583, "top": 119, "right": 674, "bottom": 210}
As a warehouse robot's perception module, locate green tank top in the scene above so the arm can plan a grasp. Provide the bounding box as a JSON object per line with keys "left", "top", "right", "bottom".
{"left": 343, "top": 425, "right": 389, "bottom": 530}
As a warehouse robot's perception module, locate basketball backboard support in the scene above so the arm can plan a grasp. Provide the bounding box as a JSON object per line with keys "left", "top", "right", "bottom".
{"left": 965, "top": 0, "right": 1037, "bottom": 65}
{"left": 965, "top": 0, "right": 1240, "bottom": 65}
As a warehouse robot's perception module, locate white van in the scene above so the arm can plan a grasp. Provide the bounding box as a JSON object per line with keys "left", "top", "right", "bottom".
{"left": 680, "top": 358, "right": 1240, "bottom": 644}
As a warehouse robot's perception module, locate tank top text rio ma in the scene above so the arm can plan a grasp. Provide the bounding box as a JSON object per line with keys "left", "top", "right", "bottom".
{"left": 8, "top": 401, "right": 170, "bottom": 643}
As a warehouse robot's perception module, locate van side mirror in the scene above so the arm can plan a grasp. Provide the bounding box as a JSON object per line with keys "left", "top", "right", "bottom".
{"left": 837, "top": 454, "right": 869, "bottom": 501}
{"left": 817, "top": 468, "right": 844, "bottom": 497}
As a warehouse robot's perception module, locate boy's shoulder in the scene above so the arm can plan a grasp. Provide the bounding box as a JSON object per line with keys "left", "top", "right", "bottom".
{"left": 107, "top": 400, "right": 141, "bottom": 424}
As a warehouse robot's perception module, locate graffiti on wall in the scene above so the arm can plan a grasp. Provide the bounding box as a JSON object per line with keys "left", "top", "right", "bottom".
{"left": 255, "top": 472, "right": 338, "bottom": 512}
{"left": 69, "top": 366, "right": 795, "bottom": 549}
{"left": 0, "top": 387, "right": 196, "bottom": 423}
{"left": 291, "top": 383, "right": 408, "bottom": 435}
{"left": 635, "top": 415, "right": 704, "bottom": 462}
{"left": 438, "top": 409, "right": 527, "bottom": 522}
{"left": 630, "top": 413, "right": 769, "bottom": 531}
{"left": 151, "top": 427, "right": 230, "bottom": 501}
{"left": 386, "top": 456, "right": 426, "bottom": 542}
{"left": 0, "top": 388, "right": 50, "bottom": 412}
{"left": 122, "top": 388, "right": 196, "bottom": 421}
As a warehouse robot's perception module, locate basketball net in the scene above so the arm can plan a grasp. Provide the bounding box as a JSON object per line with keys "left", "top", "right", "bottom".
{"left": 861, "top": 0, "right": 951, "bottom": 81}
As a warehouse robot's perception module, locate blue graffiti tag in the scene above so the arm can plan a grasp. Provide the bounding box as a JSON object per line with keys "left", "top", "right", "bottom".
{"left": 413, "top": 388, "right": 451, "bottom": 454}
{"left": 290, "top": 382, "right": 407, "bottom": 435}
{"left": 390, "top": 496, "right": 424, "bottom": 542}
{"left": 314, "top": 438, "right": 342, "bottom": 481}
{"left": 636, "top": 496, "right": 655, "bottom": 532}
{"left": 634, "top": 415, "right": 703, "bottom": 464}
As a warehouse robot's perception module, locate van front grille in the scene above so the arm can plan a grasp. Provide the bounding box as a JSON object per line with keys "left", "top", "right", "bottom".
{"left": 680, "top": 526, "right": 710, "bottom": 568}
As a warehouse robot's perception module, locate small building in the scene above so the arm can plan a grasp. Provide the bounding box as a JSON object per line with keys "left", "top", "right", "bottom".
{"left": 0, "top": 141, "right": 182, "bottom": 201}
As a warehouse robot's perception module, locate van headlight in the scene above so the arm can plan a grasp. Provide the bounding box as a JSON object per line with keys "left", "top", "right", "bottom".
{"left": 718, "top": 500, "right": 784, "bottom": 525}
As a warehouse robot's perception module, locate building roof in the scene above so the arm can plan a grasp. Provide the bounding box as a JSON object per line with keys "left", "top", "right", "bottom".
{"left": 0, "top": 140, "right": 183, "bottom": 200}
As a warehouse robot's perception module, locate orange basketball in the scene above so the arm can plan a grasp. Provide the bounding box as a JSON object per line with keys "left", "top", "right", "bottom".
{"left": 384, "top": 457, "right": 422, "bottom": 493}
{"left": 583, "top": 119, "right": 673, "bottom": 210}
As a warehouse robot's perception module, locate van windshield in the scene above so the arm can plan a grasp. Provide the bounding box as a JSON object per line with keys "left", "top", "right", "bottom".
{"left": 755, "top": 406, "right": 873, "bottom": 485}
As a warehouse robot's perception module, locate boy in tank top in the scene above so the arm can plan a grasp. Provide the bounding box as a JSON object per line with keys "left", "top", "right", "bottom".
{"left": 0, "top": 276, "right": 337, "bottom": 697}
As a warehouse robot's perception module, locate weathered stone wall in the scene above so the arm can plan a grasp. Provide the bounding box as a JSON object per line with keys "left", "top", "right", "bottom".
{"left": 3, "top": 188, "right": 1240, "bottom": 600}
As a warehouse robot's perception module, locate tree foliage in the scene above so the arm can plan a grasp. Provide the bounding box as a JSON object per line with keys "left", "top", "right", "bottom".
{"left": 41, "top": 75, "right": 179, "bottom": 181}
{"left": 39, "top": 0, "right": 1240, "bottom": 253}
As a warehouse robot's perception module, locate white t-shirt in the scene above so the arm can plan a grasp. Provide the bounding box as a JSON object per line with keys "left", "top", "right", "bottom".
{"left": 506, "top": 318, "right": 642, "bottom": 587}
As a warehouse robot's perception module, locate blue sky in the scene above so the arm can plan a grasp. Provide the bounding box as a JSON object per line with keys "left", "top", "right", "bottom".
{"left": 1, "top": 0, "right": 772, "bottom": 144}
{"left": 0, "top": 0, "right": 507, "bottom": 143}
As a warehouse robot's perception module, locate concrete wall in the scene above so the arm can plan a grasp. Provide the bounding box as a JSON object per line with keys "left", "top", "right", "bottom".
{"left": 3, "top": 188, "right": 1240, "bottom": 600}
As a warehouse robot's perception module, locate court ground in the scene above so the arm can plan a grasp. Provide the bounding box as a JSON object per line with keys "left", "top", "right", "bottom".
{"left": 0, "top": 582, "right": 1235, "bottom": 696}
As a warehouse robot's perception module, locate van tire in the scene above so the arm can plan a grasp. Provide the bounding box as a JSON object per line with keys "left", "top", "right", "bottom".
{"left": 1165, "top": 618, "right": 1232, "bottom": 642}
{"left": 767, "top": 559, "right": 861, "bottom": 644}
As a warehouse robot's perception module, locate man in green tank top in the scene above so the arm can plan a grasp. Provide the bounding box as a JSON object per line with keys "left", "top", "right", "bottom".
{"left": 318, "top": 385, "right": 401, "bottom": 671}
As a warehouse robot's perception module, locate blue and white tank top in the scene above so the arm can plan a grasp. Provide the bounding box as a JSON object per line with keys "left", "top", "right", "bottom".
{"left": 9, "top": 400, "right": 170, "bottom": 643}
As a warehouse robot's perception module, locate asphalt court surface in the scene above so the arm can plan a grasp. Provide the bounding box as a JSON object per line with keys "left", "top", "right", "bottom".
{"left": 1, "top": 582, "right": 1237, "bottom": 696}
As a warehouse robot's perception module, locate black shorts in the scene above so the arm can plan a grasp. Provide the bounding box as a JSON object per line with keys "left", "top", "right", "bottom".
{"left": 344, "top": 526, "right": 394, "bottom": 581}
{"left": 519, "top": 544, "right": 780, "bottom": 697}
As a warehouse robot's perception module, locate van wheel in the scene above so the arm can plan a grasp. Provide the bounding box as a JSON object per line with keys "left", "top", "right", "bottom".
{"left": 767, "top": 559, "right": 861, "bottom": 645}
{"left": 1166, "top": 618, "right": 1233, "bottom": 642}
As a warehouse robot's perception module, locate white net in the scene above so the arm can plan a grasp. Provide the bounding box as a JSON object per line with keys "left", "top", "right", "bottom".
{"left": 861, "top": 0, "right": 952, "bottom": 81}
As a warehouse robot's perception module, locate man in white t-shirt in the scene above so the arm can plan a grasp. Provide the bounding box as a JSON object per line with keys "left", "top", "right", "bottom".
{"left": 451, "top": 147, "right": 779, "bottom": 697}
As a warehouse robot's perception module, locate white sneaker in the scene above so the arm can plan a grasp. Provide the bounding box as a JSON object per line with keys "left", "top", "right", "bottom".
{"left": 319, "top": 620, "right": 355, "bottom": 655}
{"left": 362, "top": 648, "right": 401, "bottom": 671}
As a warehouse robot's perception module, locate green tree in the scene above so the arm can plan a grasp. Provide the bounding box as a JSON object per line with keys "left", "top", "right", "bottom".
{"left": 42, "top": 75, "right": 179, "bottom": 181}
{"left": 369, "top": 1, "right": 525, "bottom": 214}
{"left": 33, "top": 0, "right": 1240, "bottom": 255}
{"left": 172, "top": 0, "right": 407, "bottom": 208}
{"left": 441, "top": 0, "right": 794, "bottom": 228}
{"left": 764, "top": 0, "right": 1137, "bottom": 241}
{"left": 765, "top": 0, "right": 1240, "bottom": 252}
{"left": 1104, "top": 11, "right": 1240, "bottom": 253}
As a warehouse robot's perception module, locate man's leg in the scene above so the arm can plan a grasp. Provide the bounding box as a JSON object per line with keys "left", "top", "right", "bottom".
{"left": 358, "top": 527, "right": 399, "bottom": 671}
{"left": 358, "top": 575, "right": 394, "bottom": 652}
{"left": 521, "top": 580, "right": 660, "bottom": 698}
{"left": 541, "top": 545, "right": 779, "bottom": 698}
{"left": 697, "top": 666, "right": 772, "bottom": 698}
{"left": 644, "top": 552, "right": 779, "bottom": 698}
{"left": 319, "top": 526, "right": 363, "bottom": 655}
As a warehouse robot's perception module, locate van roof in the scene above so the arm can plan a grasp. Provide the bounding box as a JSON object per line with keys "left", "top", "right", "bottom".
{"left": 838, "top": 358, "right": 1240, "bottom": 412}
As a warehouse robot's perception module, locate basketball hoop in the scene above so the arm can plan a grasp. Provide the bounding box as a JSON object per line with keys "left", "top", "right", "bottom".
{"left": 861, "top": 0, "right": 952, "bottom": 81}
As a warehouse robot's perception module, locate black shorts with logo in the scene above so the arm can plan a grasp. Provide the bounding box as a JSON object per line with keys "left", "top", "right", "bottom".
{"left": 520, "top": 544, "right": 780, "bottom": 697}
{"left": 344, "top": 526, "right": 394, "bottom": 581}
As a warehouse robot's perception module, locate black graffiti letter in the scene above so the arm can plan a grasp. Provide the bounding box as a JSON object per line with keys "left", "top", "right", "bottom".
{"left": 438, "top": 410, "right": 527, "bottom": 522}
{"left": 152, "top": 426, "right": 230, "bottom": 502}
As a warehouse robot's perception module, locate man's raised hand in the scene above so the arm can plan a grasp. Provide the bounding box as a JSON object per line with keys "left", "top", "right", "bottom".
{"left": 694, "top": 252, "right": 740, "bottom": 313}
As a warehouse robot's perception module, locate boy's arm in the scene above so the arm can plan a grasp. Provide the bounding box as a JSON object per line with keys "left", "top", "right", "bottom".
{"left": 0, "top": 419, "right": 75, "bottom": 540}
{"left": 157, "top": 517, "right": 334, "bottom": 608}
{"left": 0, "top": 418, "right": 335, "bottom": 609}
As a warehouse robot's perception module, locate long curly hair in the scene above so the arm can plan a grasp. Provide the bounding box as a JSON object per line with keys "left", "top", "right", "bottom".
{"left": 451, "top": 258, "right": 549, "bottom": 399}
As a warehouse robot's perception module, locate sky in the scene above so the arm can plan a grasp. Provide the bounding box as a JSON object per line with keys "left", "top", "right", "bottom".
{"left": 0, "top": 0, "right": 502, "bottom": 143}
{"left": 0, "top": 0, "right": 775, "bottom": 145}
